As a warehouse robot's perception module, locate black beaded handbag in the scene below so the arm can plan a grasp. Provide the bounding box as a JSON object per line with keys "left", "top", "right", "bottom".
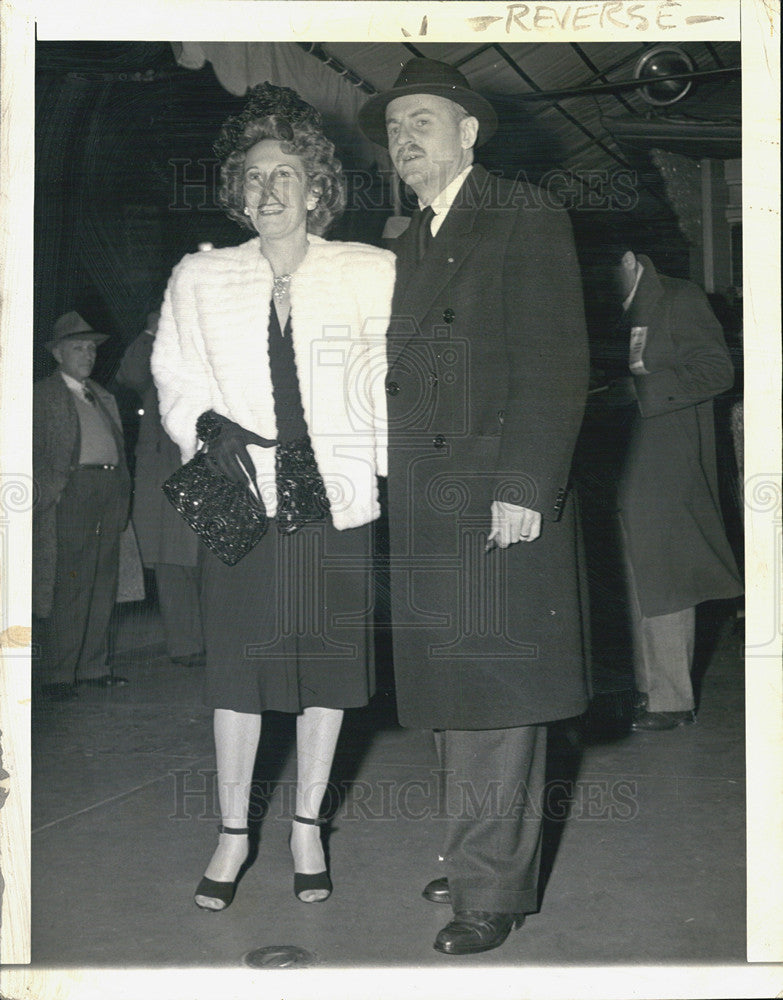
{"left": 162, "top": 412, "right": 268, "bottom": 565}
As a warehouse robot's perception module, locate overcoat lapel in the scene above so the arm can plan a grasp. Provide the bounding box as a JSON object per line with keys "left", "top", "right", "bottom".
{"left": 47, "top": 374, "right": 80, "bottom": 467}
{"left": 389, "top": 166, "right": 485, "bottom": 367}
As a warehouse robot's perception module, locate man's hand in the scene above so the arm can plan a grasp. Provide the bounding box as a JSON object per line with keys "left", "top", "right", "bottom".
{"left": 204, "top": 417, "right": 276, "bottom": 484}
{"left": 488, "top": 500, "right": 542, "bottom": 548}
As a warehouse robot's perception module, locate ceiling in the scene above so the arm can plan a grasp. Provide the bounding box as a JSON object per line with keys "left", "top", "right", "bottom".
{"left": 37, "top": 38, "right": 741, "bottom": 183}
{"left": 312, "top": 40, "right": 740, "bottom": 203}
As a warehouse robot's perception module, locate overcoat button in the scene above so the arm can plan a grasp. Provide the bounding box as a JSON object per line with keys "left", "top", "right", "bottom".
{"left": 386, "top": 381, "right": 400, "bottom": 396}
{"left": 443, "top": 308, "right": 455, "bottom": 323}
{"left": 433, "top": 434, "right": 446, "bottom": 449}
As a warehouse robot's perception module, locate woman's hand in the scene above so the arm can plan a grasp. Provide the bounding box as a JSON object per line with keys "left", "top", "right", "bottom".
{"left": 203, "top": 415, "right": 276, "bottom": 484}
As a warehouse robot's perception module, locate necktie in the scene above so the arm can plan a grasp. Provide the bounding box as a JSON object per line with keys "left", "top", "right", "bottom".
{"left": 83, "top": 387, "right": 96, "bottom": 405}
{"left": 415, "top": 205, "right": 435, "bottom": 262}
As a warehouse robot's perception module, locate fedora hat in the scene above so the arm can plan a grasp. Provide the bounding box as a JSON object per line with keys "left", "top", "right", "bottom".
{"left": 46, "top": 311, "right": 109, "bottom": 350}
{"left": 358, "top": 57, "right": 498, "bottom": 148}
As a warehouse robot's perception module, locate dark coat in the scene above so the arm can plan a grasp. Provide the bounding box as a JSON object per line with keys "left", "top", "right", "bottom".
{"left": 385, "top": 165, "right": 591, "bottom": 730}
{"left": 32, "top": 372, "right": 131, "bottom": 618}
{"left": 618, "top": 257, "right": 742, "bottom": 617}
{"left": 115, "top": 333, "right": 198, "bottom": 568}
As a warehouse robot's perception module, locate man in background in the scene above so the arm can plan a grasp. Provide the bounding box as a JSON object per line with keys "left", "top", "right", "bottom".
{"left": 613, "top": 250, "right": 743, "bottom": 731}
{"left": 33, "top": 311, "right": 131, "bottom": 701}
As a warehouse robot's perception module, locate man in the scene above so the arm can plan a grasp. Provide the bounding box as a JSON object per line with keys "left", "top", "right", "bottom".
{"left": 33, "top": 311, "right": 131, "bottom": 701}
{"left": 358, "top": 58, "right": 590, "bottom": 954}
{"left": 116, "top": 311, "right": 204, "bottom": 667}
{"left": 613, "top": 250, "right": 743, "bottom": 731}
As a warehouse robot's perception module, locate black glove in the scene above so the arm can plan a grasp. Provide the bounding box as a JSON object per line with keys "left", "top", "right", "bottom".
{"left": 197, "top": 411, "right": 276, "bottom": 485}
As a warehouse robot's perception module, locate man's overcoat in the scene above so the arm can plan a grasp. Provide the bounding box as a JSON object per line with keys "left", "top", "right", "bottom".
{"left": 385, "top": 165, "right": 591, "bottom": 730}
{"left": 618, "top": 256, "right": 742, "bottom": 618}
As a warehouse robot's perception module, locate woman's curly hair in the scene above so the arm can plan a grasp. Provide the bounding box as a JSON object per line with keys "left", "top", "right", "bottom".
{"left": 214, "top": 82, "right": 345, "bottom": 236}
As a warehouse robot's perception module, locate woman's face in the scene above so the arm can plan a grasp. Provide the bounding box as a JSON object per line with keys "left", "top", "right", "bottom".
{"left": 242, "top": 139, "right": 313, "bottom": 240}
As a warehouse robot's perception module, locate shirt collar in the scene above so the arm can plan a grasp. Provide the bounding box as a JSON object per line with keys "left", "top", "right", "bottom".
{"left": 60, "top": 370, "right": 89, "bottom": 394}
{"left": 623, "top": 262, "right": 644, "bottom": 312}
{"left": 419, "top": 165, "right": 473, "bottom": 219}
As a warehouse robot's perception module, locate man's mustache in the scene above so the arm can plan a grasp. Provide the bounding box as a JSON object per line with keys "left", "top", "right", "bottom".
{"left": 397, "top": 144, "right": 425, "bottom": 162}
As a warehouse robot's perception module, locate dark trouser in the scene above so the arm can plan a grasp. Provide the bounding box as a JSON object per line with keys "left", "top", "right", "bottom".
{"left": 435, "top": 723, "right": 547, "bottom": 915}
{"left": 154, "top": 563, "right": 203, "bottom": 659}
{"left": 45, "top": 468, "right": 126, "bottom": 684}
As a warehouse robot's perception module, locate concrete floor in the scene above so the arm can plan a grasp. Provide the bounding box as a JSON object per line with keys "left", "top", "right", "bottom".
{"left": 28, "top": 596, "right": 747, "bottom": 970}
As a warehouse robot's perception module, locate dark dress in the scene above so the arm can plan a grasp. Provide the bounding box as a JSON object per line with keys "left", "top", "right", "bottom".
{"left": 201, "top": 302, "right": 374, "bottom": 714}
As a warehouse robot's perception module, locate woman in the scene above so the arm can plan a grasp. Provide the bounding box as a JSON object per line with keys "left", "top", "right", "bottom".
{"left": 152, "top": 84, "right": 394, "bottom": 908}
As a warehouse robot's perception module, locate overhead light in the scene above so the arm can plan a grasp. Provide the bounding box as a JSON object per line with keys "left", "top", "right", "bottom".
{"left": 634, "top": 46, "right": 696, "bottom": 107}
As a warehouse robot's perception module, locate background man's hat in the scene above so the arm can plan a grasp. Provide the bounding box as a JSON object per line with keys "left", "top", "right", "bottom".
{"left": 358, "top": 57, "right": 498, "bottom": 148}
{"left": 47, "top": 311, "right": 109, "bottom": 350}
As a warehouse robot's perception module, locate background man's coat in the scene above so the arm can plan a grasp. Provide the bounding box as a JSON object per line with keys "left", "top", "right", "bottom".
{"left": 618, "top": 255, "right": 743, "bottom": 617}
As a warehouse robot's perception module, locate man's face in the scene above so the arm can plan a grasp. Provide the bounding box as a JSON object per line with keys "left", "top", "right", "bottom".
{"left": 53, "top": 337, "right": 98, "bottom": 382}
{"left": 385, "top": 94, "right": 477, "bottom": 205}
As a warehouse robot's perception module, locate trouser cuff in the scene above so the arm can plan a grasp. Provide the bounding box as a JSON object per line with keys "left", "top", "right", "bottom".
{"left": 448, "top": 879, "right": 538, "bottom": 915}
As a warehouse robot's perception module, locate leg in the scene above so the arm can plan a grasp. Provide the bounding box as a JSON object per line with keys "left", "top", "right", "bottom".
{"left": 621, "top": 519, "right": 696, "bottom": 714}
{"left": 440, "top": 724, "right": 547, "bottom": 915}
{"left": 420, "top": 728, "right": 469, "bottom": 904}
{"left": 430, "top": 725, "right": 546, "bottom": 955}
{"left": 290, "top": 705, "right": 344, "bottom": 901}
{"left": 634, "top": 607, "right": 696, "bottom": 712}
{"left": 195, "top": 707, "right": 261, "bottom": 910}
{"left": 433, "top": 728, "right": 446, "bottom": 862}
{"left": 77, "top": 479, "right": 124, "bottom": 680}
{"left": 46, "top": 474, "right": 101, "bottom": 685}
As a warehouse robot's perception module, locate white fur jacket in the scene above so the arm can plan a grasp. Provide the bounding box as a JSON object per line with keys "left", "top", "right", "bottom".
{"left": 152, "top": 236, "right": 395, "bottom": 529}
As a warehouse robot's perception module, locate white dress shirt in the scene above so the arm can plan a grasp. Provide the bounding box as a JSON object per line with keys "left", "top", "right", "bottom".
{"left": 420, "top": 165, "right": 474, "bottom": 237}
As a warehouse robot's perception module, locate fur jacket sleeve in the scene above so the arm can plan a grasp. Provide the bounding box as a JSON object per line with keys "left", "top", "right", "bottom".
{"left": 152, "top": 236, "right": 395, "bottom": 528}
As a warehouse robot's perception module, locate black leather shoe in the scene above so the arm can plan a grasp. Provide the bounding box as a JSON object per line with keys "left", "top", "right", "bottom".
{"left": 77, "top": 674, "right": 129, "bottom": 688}
{"left": 632, "top": 690, "right": 649, "bottom": 719}
{"left": 422, "top": 877, "right": 451, "bottom": 904}
{"left": 434, "top": 910, "right": 525, "bottom": 955}
{"left": 40, "top": 682, "right": 78, "bottom": 703}
{"left": 631, "top": 709, "right": 695, "bottom": 731}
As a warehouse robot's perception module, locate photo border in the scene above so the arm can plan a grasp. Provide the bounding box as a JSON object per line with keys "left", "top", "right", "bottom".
{"left": 1, "top": 0, "right": 780, "bottom": 995}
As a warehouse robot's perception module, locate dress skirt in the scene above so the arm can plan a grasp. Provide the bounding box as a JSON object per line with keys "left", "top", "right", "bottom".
{"left": 200, "top": 516, "right": 374, "bottom": 714}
